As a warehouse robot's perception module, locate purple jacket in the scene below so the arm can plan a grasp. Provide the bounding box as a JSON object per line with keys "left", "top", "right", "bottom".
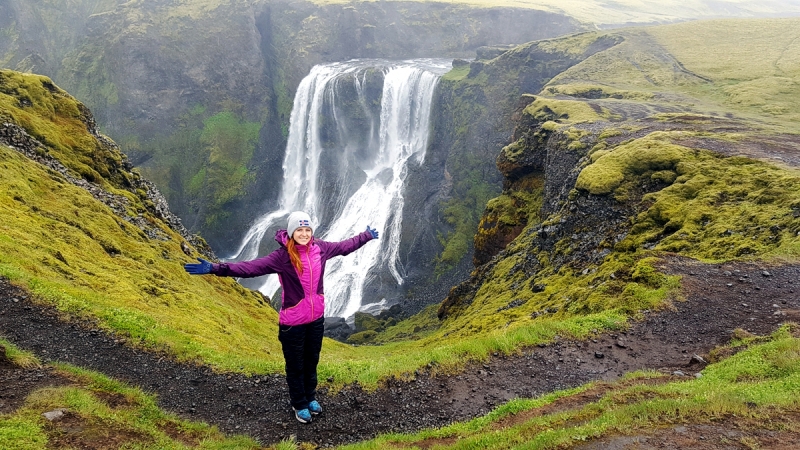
{"left": 212, "top": 229, "right": 374, "bottom": 325}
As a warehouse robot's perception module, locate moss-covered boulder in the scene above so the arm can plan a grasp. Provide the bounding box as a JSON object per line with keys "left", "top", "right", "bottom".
{"left": 354, "top": 311, "right": 383, "bottom": 333}
{"left": 346, "top": 330, "right": 378, "bottom": 346}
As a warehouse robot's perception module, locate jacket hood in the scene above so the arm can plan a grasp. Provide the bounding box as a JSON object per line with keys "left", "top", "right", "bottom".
{"left": 275, "top": 229, "right": 289, "bottom": 247}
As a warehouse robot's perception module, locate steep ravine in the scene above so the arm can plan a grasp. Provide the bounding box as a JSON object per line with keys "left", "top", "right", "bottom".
{"left": 0, "top": 0, "right": 583, "bottom": 257}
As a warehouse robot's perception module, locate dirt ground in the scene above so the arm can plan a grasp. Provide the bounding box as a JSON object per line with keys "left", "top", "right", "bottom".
{"left": 1, "top": 256, "right": 799, "bottom": 448}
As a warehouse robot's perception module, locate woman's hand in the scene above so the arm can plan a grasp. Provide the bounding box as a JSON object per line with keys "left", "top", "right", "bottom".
{"left": 184, "top": 258, "right": 213, "bottom": 275}
{"left": 366, "top": 226, "right": 379, "bottom": 239}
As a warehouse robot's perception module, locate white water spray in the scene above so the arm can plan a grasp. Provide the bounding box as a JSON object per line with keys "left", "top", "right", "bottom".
{"left": 226, "top": 59, "right": 450, "bottom": 319}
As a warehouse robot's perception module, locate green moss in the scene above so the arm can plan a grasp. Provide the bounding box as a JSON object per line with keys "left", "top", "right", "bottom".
{"left": 0, "top": 70, "right": 126, "bottom": 189}
{"left": 347, "top": 330, "right": 379, "bottom": 345}
{"left": 524, "top": 96, "right": 610, "bottom": 123}
{"left": 371, "top": 304, "right": 441, "bottom": 344}
{"left": 441, "top": 64, "right": 470, "bottom": 82}
{"left": 200, "top": 111, "right": 260, "bottom": 206}
{"left": 478, "top": 176, "right": 544, "bottom": 257}
{"left": 536, "top": 32, "right": 606, "bottom": 56}
{"left": 354, "top": 311, "right": 383, "bottom": 332}
{"left": 619, "top": 150, "right": 800, "bottom": 261}
{"left": 499, "top": 138, "right": 525, "bottom": 163}
{"left": 541, "top": 120, "right": 559, "bottom": 131}
{"left": 599, "top": 128, "right": 623, "bottom": 139}
{"left": 576, "top": 133, "right": 686, "bottom": 195}
{"left": 435, "top": 153, "right": 498, "bottom": 276}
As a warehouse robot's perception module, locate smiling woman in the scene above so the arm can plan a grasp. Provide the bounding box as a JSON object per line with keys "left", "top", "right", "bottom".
{"left": 185, "top": 211, "right": 379, "bottom": 423}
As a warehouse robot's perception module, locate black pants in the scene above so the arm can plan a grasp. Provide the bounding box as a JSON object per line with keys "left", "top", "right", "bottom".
{"left": 278, "top": 316, "right": 324, "bottom": 410}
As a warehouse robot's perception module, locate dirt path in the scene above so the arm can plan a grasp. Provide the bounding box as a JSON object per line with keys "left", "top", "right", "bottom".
{"left": 1, "top": 257, "right": 799, "bottom": 447}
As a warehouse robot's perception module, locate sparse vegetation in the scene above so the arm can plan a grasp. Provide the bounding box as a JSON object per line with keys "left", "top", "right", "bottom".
{"left": 342, "top": 324, "right": 800, "bottom": 450}
{"left": 0, "top": 341, "right": 261, "bottom": 450}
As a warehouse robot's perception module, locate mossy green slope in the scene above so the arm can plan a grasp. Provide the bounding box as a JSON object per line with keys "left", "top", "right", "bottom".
{"left": 0, "top": 70, "right": 284, "bottom": 374}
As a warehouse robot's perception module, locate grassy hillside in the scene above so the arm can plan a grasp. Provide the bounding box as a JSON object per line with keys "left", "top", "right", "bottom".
{"left": 548, "top": 18, "right": 800, "bottom": 129}
{"left": 0, "top": 69, "right": 284, "bottom": 374}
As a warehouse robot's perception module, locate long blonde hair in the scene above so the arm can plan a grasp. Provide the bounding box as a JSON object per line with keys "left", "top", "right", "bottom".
{"left": 286, "top": 238, "right": 303, "bottom": 274}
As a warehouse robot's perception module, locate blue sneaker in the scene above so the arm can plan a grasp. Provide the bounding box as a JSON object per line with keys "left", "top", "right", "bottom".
{"left": 294, "top": 408, "right": 312, "bottom": 423}
{"left": 308, "top": 400, "right": 322, "bottom": 415}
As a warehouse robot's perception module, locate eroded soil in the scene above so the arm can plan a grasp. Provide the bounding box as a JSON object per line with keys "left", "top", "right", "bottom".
{"left": 1, "top": 256, "right": 799, "bottom": 448}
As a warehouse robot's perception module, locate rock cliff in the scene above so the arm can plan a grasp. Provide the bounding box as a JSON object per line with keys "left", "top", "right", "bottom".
{"left": 0, "top": 0, "right": 581, "bottom": 258}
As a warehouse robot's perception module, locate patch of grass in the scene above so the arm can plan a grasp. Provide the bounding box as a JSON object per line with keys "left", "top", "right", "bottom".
{"left": 340, "top": 325, "right": 800, "bottom": 450}
{"left": 441, "top": 64, "right": 470, "bottom": 82}
{"left": 0, "top": 362, "right": 261, "bottom": 450}
{"left": 524, "top": 96, "right": 611, "bottom": 124}
{"left": 0, "top": 416, "right": 47, "bottom": 450}
{"left": 0, "top": 337, "right": 41, "bottom": 369}
{"left": 370, "top": 304, "right": 441, "bottom": 344}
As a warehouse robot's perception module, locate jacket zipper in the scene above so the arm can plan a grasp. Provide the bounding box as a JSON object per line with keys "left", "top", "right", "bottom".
{"left": 305, "top": 246, "right": 314, "bottom": 320}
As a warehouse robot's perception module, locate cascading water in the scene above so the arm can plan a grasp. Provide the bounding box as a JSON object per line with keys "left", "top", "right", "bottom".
{"left": 226, "top": 58, "right": 450, "bottom": 319}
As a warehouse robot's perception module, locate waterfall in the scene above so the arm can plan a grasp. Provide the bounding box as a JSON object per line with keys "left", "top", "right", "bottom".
{"left": 226, "top": 58, "right": 450, "bottom": 319}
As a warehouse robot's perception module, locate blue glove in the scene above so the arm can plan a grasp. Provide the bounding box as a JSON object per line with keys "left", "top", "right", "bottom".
{"left": 184, "top": 258, "right": 213, "bottom": 275}
{"left": 367, "top": 226, "right": 379, "bottom": 239}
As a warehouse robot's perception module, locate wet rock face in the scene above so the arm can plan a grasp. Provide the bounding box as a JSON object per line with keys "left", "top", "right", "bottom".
{"left": 495, "top": 110, "right": 550, "bottom": 183}
{"left": 474, "top": 215, "right": 528, "bottom": 267}
{"left": 472, "top": 98, "right": 553, "bottom": 266}
{"left": 441, "top": 120, "right": 630, "bottom": 319}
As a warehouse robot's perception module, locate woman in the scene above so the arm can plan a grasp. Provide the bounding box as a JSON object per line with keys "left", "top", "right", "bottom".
{"left": 184, "top": 211, "right": 378, "bottom": 423}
